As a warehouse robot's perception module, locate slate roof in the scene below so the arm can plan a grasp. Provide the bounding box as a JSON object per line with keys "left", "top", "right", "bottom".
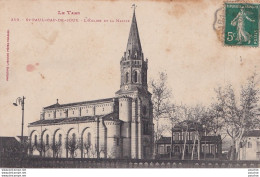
{"left": 156, "top": 136, "right": 171, "bottom": 144}
{"left": 201, "top": 135, "right": 221, "bottom": 142}
{"left": 244, "top": 130, "right": 260, "bottom": 137}
{"left": 126, "top": 8, "right": 142, "bottom": 59}
{"left": 29, "top": 112, "right": 119, "bottom": 126}
{"left": 44, "top": 97, "right": 115, "bottom": 109}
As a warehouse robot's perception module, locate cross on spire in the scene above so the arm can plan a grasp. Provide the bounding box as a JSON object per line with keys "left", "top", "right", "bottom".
{"left": 126, "top": 4, "right": 142, "bottom": 60}
{"left": 132, "top": 4, "right": 137, "bottom": 13}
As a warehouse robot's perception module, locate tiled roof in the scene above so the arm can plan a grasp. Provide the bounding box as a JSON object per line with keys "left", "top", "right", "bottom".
{"left": 44, "top": 97, "right": 115, "bottom": 109}
{"left": 244, "top": 130, "right": 260, "bottom": 137}
{"left": 29, "top": 112, "right": 119, "bottom": 126}
{"left": 115, "top": 87, "right": 151, "bottom": 95}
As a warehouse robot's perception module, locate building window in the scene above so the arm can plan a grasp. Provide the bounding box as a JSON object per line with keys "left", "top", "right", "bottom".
{"left": 248, "top": 142, "right": 252, "bottom": 148}
{"left": 72, "top": 111, "right": 74, "bottom": 115}
{"left": 34, "top": 135, "right": 37, "bottom": 145}
{"left": 59, "top": 134, "right": 62, "bottom": 144}
{"left": 125, "top": 72, "right": 129, "bottom": 83}
{"left": 72, "top": 133, "right": 76, "bottom": 143}
{"left": 158, "top": 146, "right": 164, "bottom": 154}
{"left": 103, "top": 108, "right": 104, "bottom": 111}
{"left": 60, "top": 113, "right": 62, "bottom": 116}
{"left": 87, "top": 133, "right": 91, "bottom": 145}
{"left": 133, "top": 71, "right": 138, "bottom": 83}
{"left": 174, "top": 146, "right": 180, "bottom": 153}
{"left": 86, "top": 109, "right": 88, "bottom": 113}
{"left": 174, "top": 133, "right": 179, "bottom": 141}
{"left": 166, "top": 146, "right": 171, "bottom": 153}
{"left": 211, "top": 145, "right": 215, "bottom": 154}
{"left": 46, "top": 134, "right": 49, "bottom": 145}
{"left": 48, "top": 114, "right": 50, "bottom": 117}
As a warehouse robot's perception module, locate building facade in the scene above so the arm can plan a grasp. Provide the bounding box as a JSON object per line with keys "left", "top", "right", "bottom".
{"left": 28, "top": 9, "right": 154, "bottom": 159}
{"left": 156, "top": 121, "right": 222, "bottom": 159}
{"left": 240, "top": 130, "right": 260, "bottom": 160}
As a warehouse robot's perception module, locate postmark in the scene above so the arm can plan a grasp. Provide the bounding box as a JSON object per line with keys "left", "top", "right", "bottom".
{"left": 224, "top": 3, "right": 259, "bottom": 47}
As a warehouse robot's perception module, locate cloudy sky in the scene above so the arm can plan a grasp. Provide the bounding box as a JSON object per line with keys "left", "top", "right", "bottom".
{"left": 0, "top": 0, "right": 259, "bottom": 137}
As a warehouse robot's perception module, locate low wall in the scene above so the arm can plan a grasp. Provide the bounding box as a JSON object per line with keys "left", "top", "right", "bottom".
{"left": 1, "top": 157, "right": 260, "bottom": 168}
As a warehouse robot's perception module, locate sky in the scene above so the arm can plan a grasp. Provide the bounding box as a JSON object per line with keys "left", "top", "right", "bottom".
{"left": 0, "top": 0, "right": 260, "bottom": 137}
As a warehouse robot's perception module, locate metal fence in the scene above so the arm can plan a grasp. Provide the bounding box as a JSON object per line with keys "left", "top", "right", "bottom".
{"left": 1, "top": 157, "right": 260, "bottom": 168}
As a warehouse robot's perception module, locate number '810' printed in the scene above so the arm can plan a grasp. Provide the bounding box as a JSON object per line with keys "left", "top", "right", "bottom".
{"left": 225, "top": 3, "right": 259, "bottom": 47}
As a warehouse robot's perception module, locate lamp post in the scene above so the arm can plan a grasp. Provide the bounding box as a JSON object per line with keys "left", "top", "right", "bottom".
{"left": 13, "top": 96, "right": 25, "bottom": 144}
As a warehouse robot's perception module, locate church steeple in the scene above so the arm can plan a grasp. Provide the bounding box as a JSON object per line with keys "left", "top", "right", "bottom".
{"left": 116, "top": 5, "right": 148, "bottom": 95}
{"left": 125, "top": 5, "right": 143, "bottom": 60}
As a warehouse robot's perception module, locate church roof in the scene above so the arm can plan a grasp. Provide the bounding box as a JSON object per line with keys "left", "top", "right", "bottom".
{"left": 115, "top": 86, "right": 151, "bottom": 95}
{"left": 126, "top": 8, "right": 142, "bottom": 59}
{"left": 44, "top": 97, "right": 115, "bottom": 110}
{"left": 28, "top": 112, "right": 119, "bottom": 126}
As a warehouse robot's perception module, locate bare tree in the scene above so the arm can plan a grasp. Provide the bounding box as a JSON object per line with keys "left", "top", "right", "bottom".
{"left": 82, "top": 140, "right": 91, "bottom": 158}
{"left": 50, "top": 141, "right": 62, "bottom": 158}
{"left": 189, "top": 105, "right": 206, "bottom": 160}
{"left": 35, "top": 140, "right": 50, "bottom": 157}
{"left": 66, "top": 138, "right": 80, "bottom": 158}
{"left": 166, "top": 104, "right": 180, "bottom": 159}
{"left": 175, "top": 105, "right": 192, "bottom": 160}
{"left": 204, "top": 103, "right": 227, "bottom": 159}
{"left": 150, "top": 72, "right": 172, "bottom": 155}
{"left": 215, "top": 73, "right": 259, "bottom": 160}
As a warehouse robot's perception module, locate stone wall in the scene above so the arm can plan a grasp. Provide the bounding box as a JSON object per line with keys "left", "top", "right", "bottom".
{"left": 1, "top": 157, "right": 260, "bottom": 168}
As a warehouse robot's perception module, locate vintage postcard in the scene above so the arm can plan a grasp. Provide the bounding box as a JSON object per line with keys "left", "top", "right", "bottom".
{"left": 0, "top": 0, "right": 260, "bottom": 172}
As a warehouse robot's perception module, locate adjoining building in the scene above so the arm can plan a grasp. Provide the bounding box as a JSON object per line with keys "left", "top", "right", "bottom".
{"left": 28, "top": 8, "right": 154, "bottom": 159}
{"left": 240, "top": 130, "right": 260, "bottom": 160}
{"left": 0, "top": 136, "right": 28, "bottom": 158}
{"left": 156, "top": 121, "right": 222, "bottom": 159}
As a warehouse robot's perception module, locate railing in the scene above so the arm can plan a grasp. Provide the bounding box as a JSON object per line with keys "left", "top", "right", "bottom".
{"left": 1, "top": 157, "right": 260, "bottom": 168}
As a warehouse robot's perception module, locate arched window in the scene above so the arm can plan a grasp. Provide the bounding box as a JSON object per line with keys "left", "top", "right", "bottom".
{"left": 34, "top": 135, "right": 37, "bottom": 145}
{"left": 134, "top": 71, "right": 138, "bottom": 83}
{"left": 46, "top": 134, "right": 49, "bottom": 145}
{"left": 125, "top": 72, "right": 129, "bottom": 83}
{"left": 59, "top": 134, "right": 62, "bottom": 144}
{"left": 87, "top": 132, "right": 91, "bottom": 145}
{"left": 72, "top": 133, "right": 76, "bottom": 143}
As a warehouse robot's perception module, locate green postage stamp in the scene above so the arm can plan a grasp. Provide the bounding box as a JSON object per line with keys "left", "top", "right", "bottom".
{"left": 225, "top": 3, "right": 259, "bottom": 47}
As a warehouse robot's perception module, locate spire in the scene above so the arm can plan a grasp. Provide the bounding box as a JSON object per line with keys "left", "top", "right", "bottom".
{"left": 126, "top": 4, "right": 143, "bottom": 60}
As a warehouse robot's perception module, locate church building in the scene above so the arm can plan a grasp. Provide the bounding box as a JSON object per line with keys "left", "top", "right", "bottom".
{"left": 28, "top": 8, "right": 154, "bottom": 159}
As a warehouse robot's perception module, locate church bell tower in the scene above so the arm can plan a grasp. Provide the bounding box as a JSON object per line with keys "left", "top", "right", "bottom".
{"left": 117, "top": 7, "right": 148, "bottom": 94}
{"left": 115, "top": 6, "right": 154, "bottom": 159}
